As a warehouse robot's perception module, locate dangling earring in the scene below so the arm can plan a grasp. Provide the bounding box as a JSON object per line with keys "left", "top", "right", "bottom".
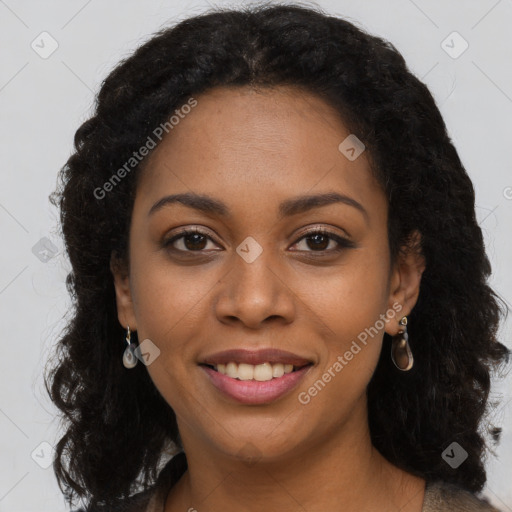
{"left": 123, "top": 326, "right": 138, "bottom": 369}
{"left": 391, "top": 315, "right": 414, "bottom": 371}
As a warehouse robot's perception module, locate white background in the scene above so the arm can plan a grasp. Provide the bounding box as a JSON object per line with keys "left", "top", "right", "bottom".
{"left": 0, "top": 0, "right": 511, "bottom": 510}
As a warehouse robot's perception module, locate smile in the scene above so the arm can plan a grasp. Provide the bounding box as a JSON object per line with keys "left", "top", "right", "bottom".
{"left": 200, "top": 362, "right": 313, "bottom": 405}
{"left": 205, "top": 361, "right": 309, "bottom": 381}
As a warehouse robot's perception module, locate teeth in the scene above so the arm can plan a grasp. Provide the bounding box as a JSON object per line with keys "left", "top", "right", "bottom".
{"left": 272, "top": 363, "right": 284, "bottom": 378}
{"left": 238, "top": 363, "right": 255, "bottom": 381}
{"left": 212, "top": 362, "right": 299, "bottom": 381}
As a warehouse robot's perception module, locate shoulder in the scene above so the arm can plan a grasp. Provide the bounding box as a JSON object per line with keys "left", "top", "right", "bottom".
{"left": 74, "top": 452, "right": 187, "bottom": 512}
{"left": 423, "top": 480, "right": 503, "bottom": 512}
{"left": 72, "top": 488, "right": 154, "bottom": 512}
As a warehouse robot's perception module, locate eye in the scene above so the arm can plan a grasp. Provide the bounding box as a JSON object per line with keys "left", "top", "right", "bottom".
{"left": 290, "top": 228, "right": 355, "bottom": 254}
{"left": 162, "top": 226, "right": 355, "bottom": 255}
{"left": 162, "top": 227, "right": 219, "bottom": 252}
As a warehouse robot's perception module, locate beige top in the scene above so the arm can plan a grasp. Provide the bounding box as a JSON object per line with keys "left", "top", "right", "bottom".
{"left": 88, "top": 453, "right": 504, "bottom": 511}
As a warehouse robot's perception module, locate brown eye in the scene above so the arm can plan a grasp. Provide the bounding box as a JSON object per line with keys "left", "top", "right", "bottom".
{"left": 163, "top": 228, "right": 218, "bottom": 252}
{"left": 303, "top": 232, "right": 331, "bottom": 251}
{"left": 180, "top": 232, "right": 208, "bottom": 251}
{"left": 291, "top": 228, "right": 355, "bottom": 253}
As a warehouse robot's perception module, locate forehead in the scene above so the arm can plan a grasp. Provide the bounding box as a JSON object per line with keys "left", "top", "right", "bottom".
{"left": 135, "top": 85, "right": 386, "bottom": 225}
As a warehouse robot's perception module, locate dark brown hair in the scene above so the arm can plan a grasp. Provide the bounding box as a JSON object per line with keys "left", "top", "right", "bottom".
{"left": 45, "top": 3, "right": 511, "bottom": 509}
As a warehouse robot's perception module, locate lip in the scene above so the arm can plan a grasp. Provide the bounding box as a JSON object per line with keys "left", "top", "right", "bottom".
{"left": 200, "top": 348, "right": 313, "bottom": 366}
{"left": 200, "top": 363, "right": 313, "bottom": 405}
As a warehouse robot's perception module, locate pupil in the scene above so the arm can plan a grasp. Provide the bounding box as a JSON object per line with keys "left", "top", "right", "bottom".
{"left": 185, "top": 233, "right": 206, "bottom": 250}
{"left": 308, "top": 234, "right": 328, "bottom": 250}
{"left": 183, "top": 233, "right": 330, "bottom": 251}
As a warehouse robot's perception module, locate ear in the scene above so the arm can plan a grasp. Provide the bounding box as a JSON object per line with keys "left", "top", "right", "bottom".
{"left": 110, "top": 252, "right": 137, "bottom": 331}
{"left": 385, "top": 230, "right": 426, "bottom": 336}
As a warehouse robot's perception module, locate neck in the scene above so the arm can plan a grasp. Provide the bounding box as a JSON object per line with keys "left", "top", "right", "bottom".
{"left": 165, "top": 400, "right": 425, "bottom": 512}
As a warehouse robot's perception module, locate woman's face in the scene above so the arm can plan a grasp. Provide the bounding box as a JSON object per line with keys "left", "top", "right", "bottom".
{"left": 113, "top": 85, "right": 424, "bottom": 463}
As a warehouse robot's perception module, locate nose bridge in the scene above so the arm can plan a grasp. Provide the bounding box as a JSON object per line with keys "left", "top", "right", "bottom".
{"left": 214, "top": 236, "right": 294, "bottom": 327}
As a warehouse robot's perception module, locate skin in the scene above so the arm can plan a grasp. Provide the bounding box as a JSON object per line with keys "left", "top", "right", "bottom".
{"left": 112, "top": 85, "right": 427, "bottom": 511}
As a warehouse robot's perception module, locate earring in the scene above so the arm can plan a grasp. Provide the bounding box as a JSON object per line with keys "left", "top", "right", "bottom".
{"left": 122, "top": 326, "right": 138, "bottom": 369}
{"left": 391, "top": 315, "right": 414, "bottom": 371}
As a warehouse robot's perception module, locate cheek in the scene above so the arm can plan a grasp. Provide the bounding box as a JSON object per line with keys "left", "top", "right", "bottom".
{"left": 300, "top": 250, "right": 390, "bottom": 339}
{"left": 295, "top": 247, "right": 390, "bottom": 382}
{"left": 131, "top": 253, "right": 215, "bottom": 337}
{"left": 129, "top": 260, "right": 213, "bottom": 411}
{"left": 128, "top": 255, "right": 222, "bottom": 394}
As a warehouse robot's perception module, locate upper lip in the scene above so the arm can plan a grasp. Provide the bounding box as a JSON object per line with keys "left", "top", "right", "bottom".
{"left": 200, "top": 348, "right": 313, "bottom": 367}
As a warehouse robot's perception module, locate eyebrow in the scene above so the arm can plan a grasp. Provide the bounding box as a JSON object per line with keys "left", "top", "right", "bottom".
{"left": 148, "top": 191, "right": 369, "bottom": 224}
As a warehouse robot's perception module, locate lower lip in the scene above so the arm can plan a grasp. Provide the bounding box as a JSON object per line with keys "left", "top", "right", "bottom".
{"left": 200, "top": 364, "right": 313, "bottom": 405}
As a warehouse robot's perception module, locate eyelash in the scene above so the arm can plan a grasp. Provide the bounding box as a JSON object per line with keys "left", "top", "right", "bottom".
{"left": 162, "top": 227, "right": 355, "bottom": 256}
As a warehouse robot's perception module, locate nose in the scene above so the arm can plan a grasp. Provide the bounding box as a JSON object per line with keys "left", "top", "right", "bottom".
{"left": 214, "top": 245, "right": 296, "bottom": 330}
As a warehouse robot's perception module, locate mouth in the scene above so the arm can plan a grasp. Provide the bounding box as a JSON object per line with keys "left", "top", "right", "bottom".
{"left": 198, "top": 348, "right": 314, "bottom": 404}
{"left": 199, "top": 348, "right": 314, "bottom": 382}
{"left": 200, "top": 362, "right": 314, "bottom": 405}
{"left": 200, "top": 361, "right": 313, "bottom": 381}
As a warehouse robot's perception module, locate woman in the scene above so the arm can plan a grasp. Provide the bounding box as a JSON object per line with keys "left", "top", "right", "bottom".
{"left": 45, "top": 3, "right": 510, "bottom": 511}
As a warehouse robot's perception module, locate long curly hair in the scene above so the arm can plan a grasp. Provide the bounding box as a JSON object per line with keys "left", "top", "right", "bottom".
{"left": 44, "top": 2, "right": 511, "bottom": 509}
